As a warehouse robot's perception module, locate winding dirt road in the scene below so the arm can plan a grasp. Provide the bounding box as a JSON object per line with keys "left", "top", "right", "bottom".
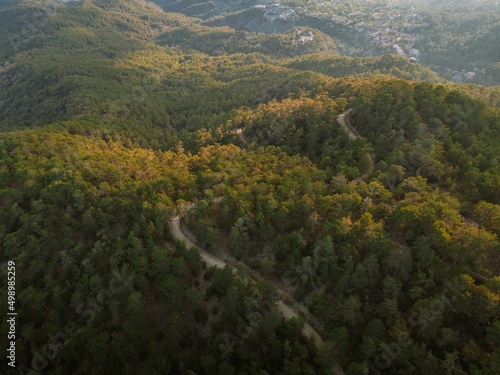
{"left": 337, "top": 110, "right": 375, "bottom": 182}
{"left": 169, "top": 113, "right": 375, "bottom": 369}
{"left": 169, "top": 215, "right": 324, "bottom": 346}
{"left": 170, "top": 216, "right": 227, "bottom": 269}
{"left": 276, "top": 301, "right": 323, "bottom": 344}
{"left": 232, "top": 110, "right": 374, "bottom": 182}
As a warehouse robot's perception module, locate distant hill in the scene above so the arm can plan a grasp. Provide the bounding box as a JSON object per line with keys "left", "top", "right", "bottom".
{"left": 152, "top": 0, "right": 259, "bottom": 19}
{"left": 160, "top": 24, "right": 337, "bottom": 56}
{"left": 203, "top": 6, "right": 295, "bottom": 34}
{"left": 285, "top": 53, "right": 444, "bottom": 83}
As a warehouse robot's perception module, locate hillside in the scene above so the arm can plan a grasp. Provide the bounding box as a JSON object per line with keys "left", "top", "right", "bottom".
{"left": 153, "top": 0, "right": 500, "bottom": 85}
{"left": 159, "top": 24, "right": 338, "bottom": 57}
{"left": 285, "top": 53, "right": 443, "bottom": 83}
{"left": 153, "top": 0, "right": 258, "bottom": 19}
{"left": 0, "top": 1, "right": 499, "bottom": 375}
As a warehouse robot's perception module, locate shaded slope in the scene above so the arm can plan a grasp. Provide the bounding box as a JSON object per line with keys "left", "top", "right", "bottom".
{"left": 286, "top": 53, "right": 443, "bottom": 83}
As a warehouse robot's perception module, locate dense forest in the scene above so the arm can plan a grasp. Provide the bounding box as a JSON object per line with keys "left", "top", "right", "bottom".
{"left": 0, "top": 1, "right": 499, "bottom": 375}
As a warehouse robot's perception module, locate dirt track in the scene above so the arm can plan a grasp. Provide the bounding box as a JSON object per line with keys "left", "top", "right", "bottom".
{"left": 169, "top": 214, "right": 324, "bottom": 346}
{"left": 337, "top": 110, "right": 375, "bottom": 181}
{"left": 170, "top": 216, "right": 227, "bottom": 269}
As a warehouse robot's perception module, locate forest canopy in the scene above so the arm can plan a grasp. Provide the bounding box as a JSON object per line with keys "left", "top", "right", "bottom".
{"left": 0, "top": 1, "right": 498, "bottom": 374}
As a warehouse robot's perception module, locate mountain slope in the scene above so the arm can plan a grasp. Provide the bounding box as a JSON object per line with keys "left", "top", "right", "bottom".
{"left": 285, "top": 53, "right": 443, "bottom": 83}
{"left": 0, "top": 1, "right": 498, "bottom": 375}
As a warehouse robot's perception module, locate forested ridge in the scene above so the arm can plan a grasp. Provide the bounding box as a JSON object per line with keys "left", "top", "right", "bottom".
{"left": 0, "top": 1, "right": 499, "bottom": 374}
